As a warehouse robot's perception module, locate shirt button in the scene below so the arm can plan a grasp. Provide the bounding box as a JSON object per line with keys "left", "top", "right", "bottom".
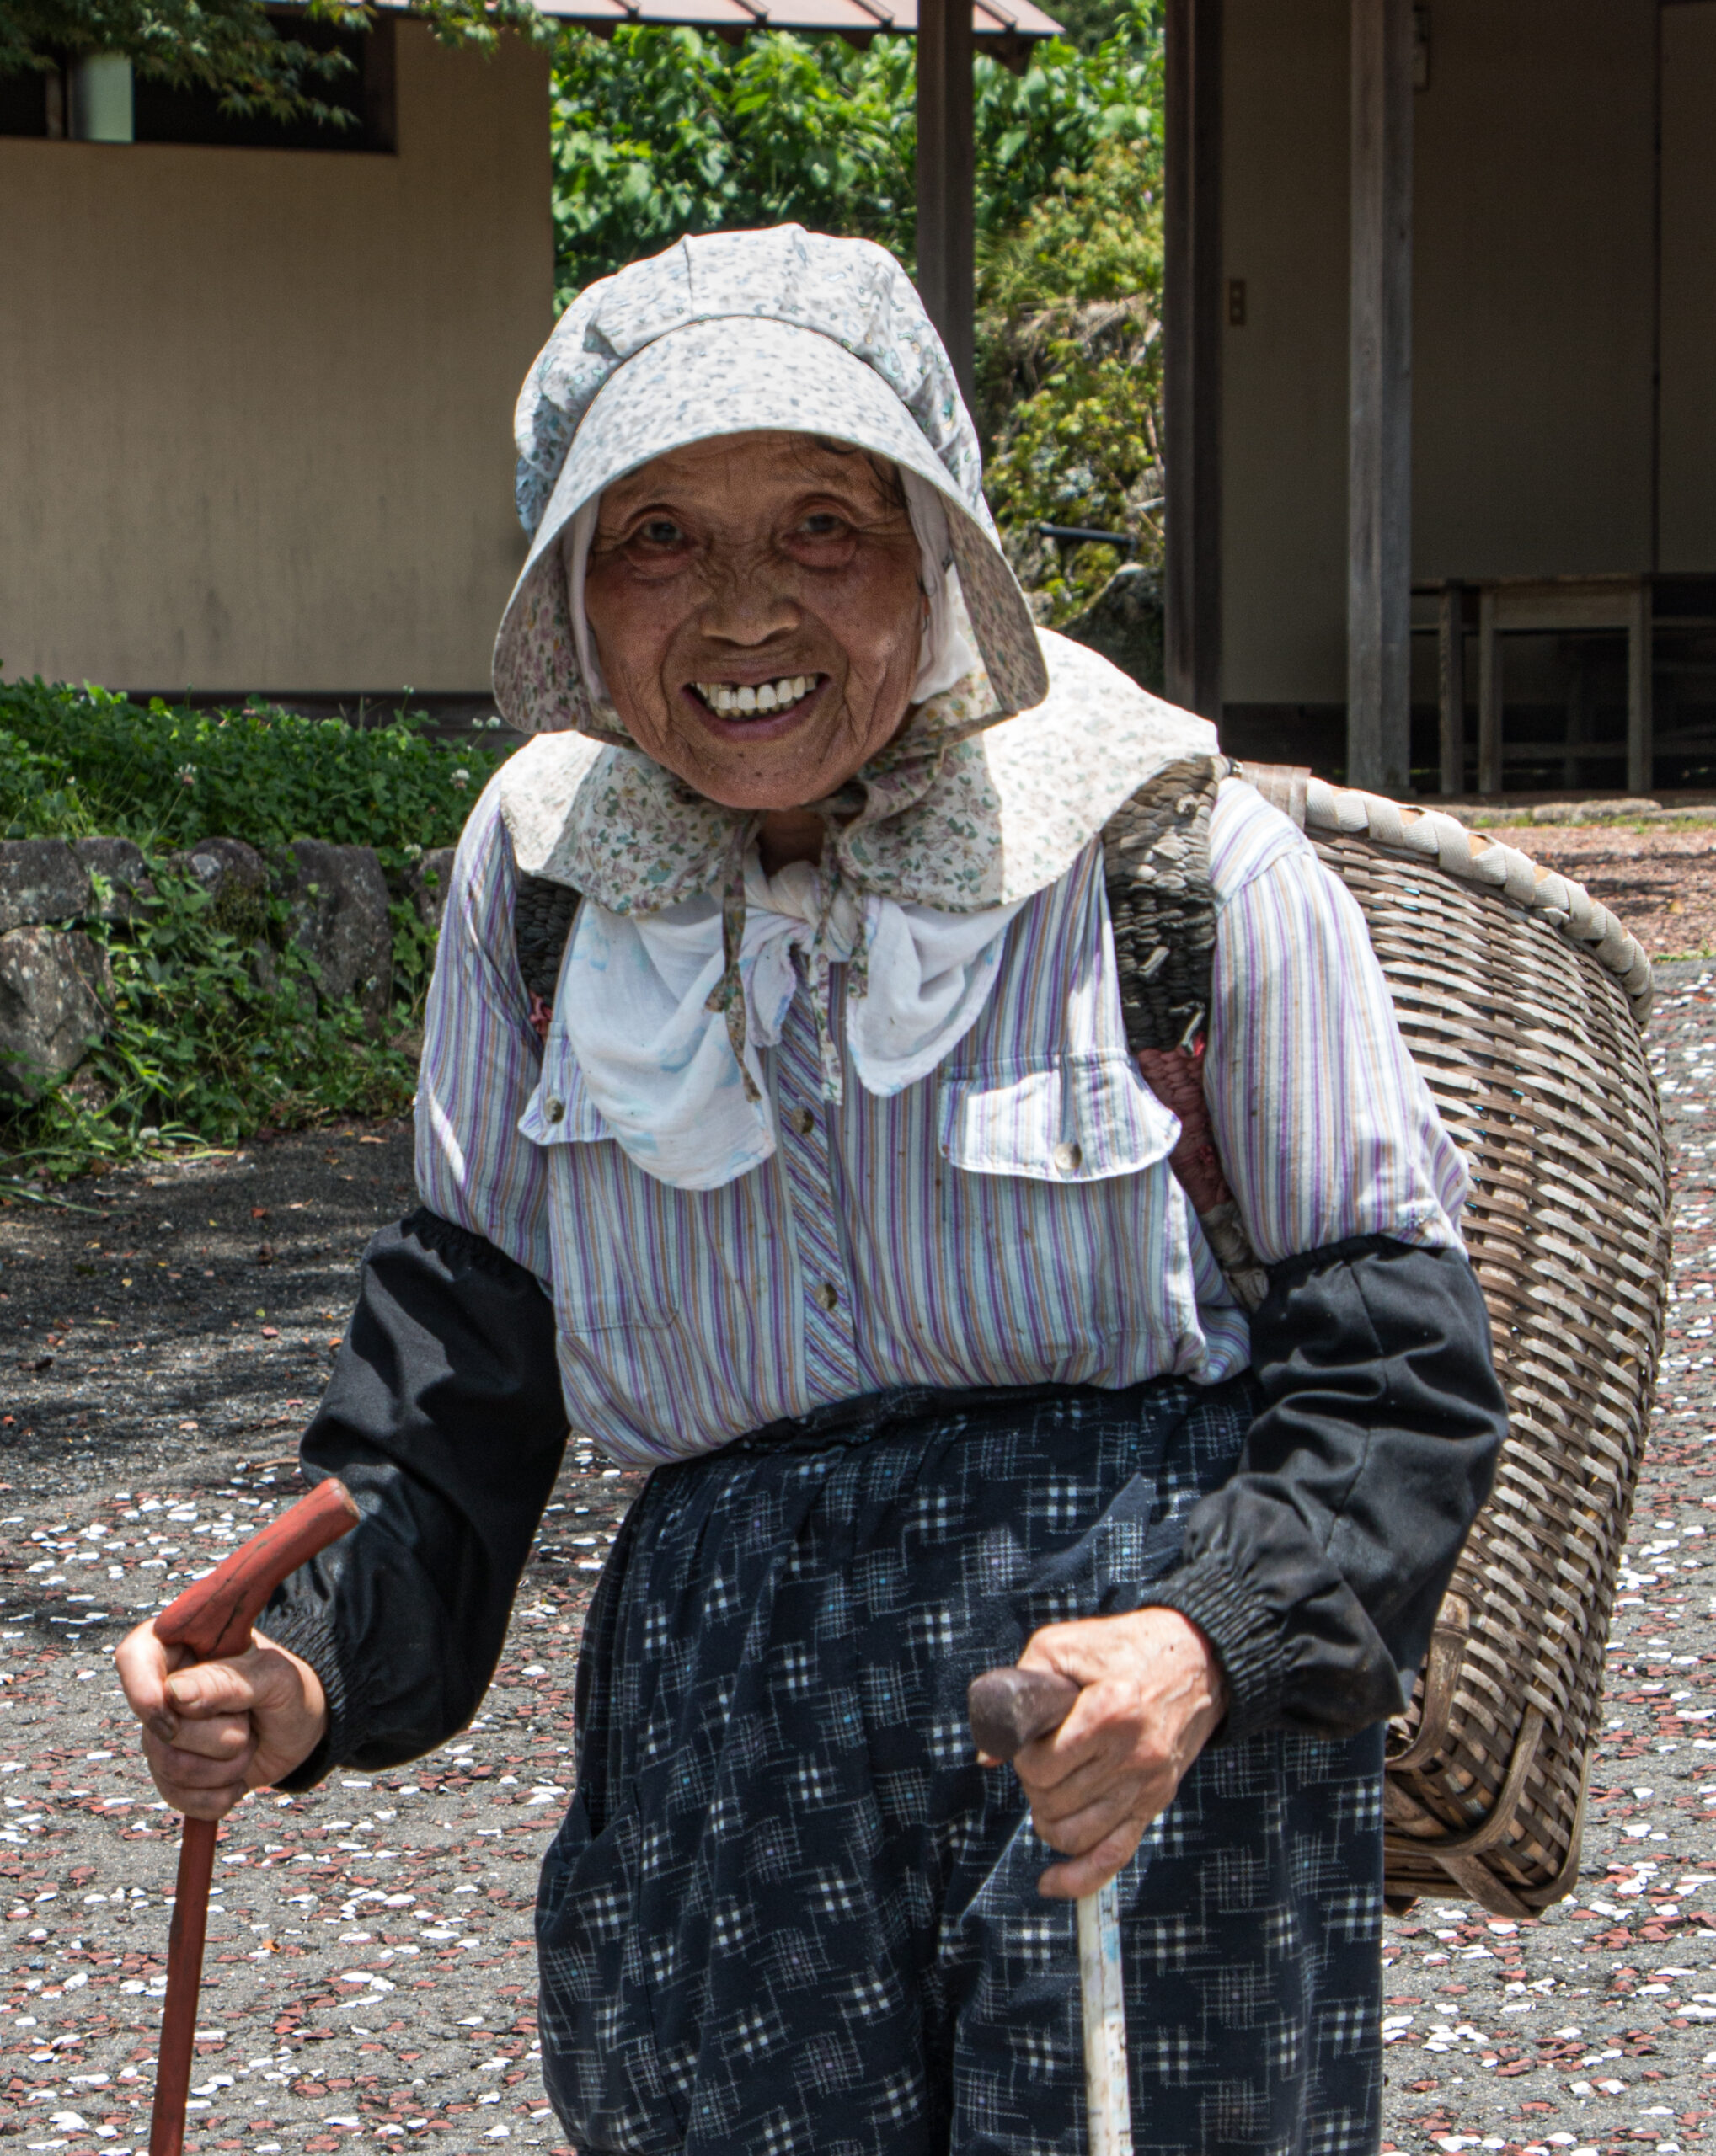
{"left": 814, "top": 1280, "right": 839, "bottom": 1314}
{"left": 547, "top": 1099, "right": 566, "bottom": 1125}
{"left": 1052, "top": 1139, "right": 1083, "bottom": 1175}
{"left": 793, "top": 1107, "right": 815, "bottom": 1138}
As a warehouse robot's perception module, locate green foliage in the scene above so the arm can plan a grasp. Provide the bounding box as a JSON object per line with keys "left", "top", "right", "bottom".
{"left": 1040, "top": 0, "right": 1134, "bottom": 51}
{"left": 6, "top": 867, "right": 419, "bottom": 1182}
{"left": 978, "top": 130, "right": 1165, "bottom": 621}
{"left": 1, "top": 682, "right": 511, "bottom": 1181}
{"left": 0, "top": 679, "right": 504, "bottom": 878}
{"left": 549, "top": 1, "right": 1161, "bottom": 304}
{"left": 548, "top": 1, "right": 1166, "bottom": 626}
{"left": 0, "top": 0, "right": 543, "bottom": 125}
{"left": 551, "top": 29, "right": 911, "bottom": 306}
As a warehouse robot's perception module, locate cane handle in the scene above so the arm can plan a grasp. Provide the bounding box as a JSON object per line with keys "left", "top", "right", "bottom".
{"left": 147, "top": 1476, "right": 359, "bottom": 2156}
{"left": 968, "top": 1666, "right": 1080, "bottom": 1761}
{"left": 156, "top": 1475, "right": 359, "bottom": 1662}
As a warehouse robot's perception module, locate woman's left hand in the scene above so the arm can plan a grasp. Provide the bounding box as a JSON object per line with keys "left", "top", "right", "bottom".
{"left": 1006, "top": 1609, "right": 1228, "bottom": 1900}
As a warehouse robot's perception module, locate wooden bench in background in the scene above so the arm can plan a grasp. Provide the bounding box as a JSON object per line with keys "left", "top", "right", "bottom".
{"left": 1420, "top": 575, "right": 1652, "bottom": 798}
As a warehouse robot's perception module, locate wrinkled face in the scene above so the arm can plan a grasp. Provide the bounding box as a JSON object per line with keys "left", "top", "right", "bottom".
{"left": 580, "top": 431, "right": 926, "bottom": 810}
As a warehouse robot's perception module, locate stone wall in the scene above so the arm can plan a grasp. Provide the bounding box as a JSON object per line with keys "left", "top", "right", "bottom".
{"left": 0, "top": 835, "right": 454, "bottom": 1106}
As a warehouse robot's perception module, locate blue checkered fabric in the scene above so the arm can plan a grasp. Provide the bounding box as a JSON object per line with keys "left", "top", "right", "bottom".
{"left": 537, "top": 1378, "right": 1384, "bottom": 2155}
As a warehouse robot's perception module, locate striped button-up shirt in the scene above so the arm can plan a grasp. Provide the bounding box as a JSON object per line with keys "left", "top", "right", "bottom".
{"left": 417, "top": 777, "right": 1468, "bottom": 1467}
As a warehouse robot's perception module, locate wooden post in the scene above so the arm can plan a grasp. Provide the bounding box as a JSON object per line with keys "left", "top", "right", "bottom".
{"left": 1163, "top": 0, "right": 1223, "bottom": 722}
{"left": 1436, "top": 581, "right": 1464, "bottom": 796}
{"left": 1628, "top": 579, "right": 1654, "bottom": 796}
{"left": 1477, "top": 586, "right": 1502, "bottom": 798}
{"left": 1347, "top": 0, "right": 1414, "bottom": 794}
{"left": 916, "top": 0, "right": 976, "bottom": 411}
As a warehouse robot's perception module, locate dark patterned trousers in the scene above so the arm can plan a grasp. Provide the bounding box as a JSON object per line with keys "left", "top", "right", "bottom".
{"left": 537, "top": 1379, "right": 1385, "bottom": 2156}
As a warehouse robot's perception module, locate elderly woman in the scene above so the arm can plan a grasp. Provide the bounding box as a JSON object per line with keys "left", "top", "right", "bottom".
{"left": 120, "top": 228, "right": 1505, "bottom": 2154}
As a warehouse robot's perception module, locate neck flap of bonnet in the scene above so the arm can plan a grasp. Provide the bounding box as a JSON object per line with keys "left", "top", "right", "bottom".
{"left": 489, "top": 226, "right": 1216, "bottom": 1166}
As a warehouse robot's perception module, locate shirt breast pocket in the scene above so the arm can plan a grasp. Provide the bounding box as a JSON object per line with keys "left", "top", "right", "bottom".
{"left": 937, "top": 1050, "right": 1180, "bottom": 1184}
{"left": 930, "top": 1052, "right": 1189, "bottom": 1369}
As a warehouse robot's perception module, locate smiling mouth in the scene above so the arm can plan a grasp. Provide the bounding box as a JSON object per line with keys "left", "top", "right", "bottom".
{"left": 692, "top": 673, "right": 821, "bottom": 720}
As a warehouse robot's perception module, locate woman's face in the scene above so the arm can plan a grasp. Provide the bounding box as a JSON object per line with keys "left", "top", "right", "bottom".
{"left": 580, "top": 431, "right": 926, "bottom": 810}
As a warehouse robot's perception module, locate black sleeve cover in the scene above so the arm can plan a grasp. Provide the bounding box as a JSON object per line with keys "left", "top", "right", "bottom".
{"left": 1141, "top": 1233, "right": 1506, "bottom": 1742}
{"left": 259, "top": 1207, "right": 568, "bottom": 1789}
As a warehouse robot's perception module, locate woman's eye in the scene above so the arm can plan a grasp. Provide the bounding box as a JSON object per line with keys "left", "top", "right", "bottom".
{"left": 635, "top": 518, "right": 687, "bottom": 547}
{"left": 799, "top": 514, "right": 847, "bottom": 539}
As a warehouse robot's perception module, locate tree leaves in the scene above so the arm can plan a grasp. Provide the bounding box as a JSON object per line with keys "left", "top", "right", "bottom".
{"left": 548, "top": 2, "right": 1162, "bottom": 307}
{"left": 545, "top": 2, "right": 1166, "bottom": 622}
{"left": 0, "top": 0, "right": 546, "bottom": 124}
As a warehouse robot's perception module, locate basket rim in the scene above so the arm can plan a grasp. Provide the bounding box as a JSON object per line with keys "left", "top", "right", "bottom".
{"left": 1293, "top": 776, "right": 1655, "bottom": 1024}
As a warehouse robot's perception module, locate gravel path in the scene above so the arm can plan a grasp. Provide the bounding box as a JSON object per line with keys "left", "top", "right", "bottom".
{"left": 1, "top": 962, "right": 1712, "bottom": 2156}
{"left": 0, "top": 1121, "right": 638, "bottom": 2154}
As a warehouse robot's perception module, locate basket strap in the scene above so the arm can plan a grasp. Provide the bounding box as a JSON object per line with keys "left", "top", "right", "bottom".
{"left": 515, "top": 873, "right": 582, "bottom": 1043}
{"left": 1103, "top": 757, "right": 1269, "bottom": 1310}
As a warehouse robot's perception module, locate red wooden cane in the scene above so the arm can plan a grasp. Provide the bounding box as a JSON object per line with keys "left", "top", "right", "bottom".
{"left": 144, "top": 1477, "right": 360, "bottom": 2156}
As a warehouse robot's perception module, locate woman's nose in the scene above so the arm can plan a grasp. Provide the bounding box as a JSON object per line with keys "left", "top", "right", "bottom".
{"left": 698, "top": 556, "right": 801, "bottom": 646}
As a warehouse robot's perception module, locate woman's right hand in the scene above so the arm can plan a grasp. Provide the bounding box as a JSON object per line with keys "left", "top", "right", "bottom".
{"left": 115, "top": 1620, "right": 329, "bottom": 1822}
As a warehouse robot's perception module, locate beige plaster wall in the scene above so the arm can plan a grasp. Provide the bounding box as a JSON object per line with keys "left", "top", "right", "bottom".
{"left": 1411, "top": 0, "right": 1655, "bottom": 584}
{"left": 1220, "top": 0, "right": 1351, "bottom": 708}
{"left": 1221, "top": 0, "right": 1665, "bottom": 707}
{"left": 0, "top": 24, "right": 551, "bottom": 695}
{"left": 1660, "top": 1, "right": 1716, "bottom": 574}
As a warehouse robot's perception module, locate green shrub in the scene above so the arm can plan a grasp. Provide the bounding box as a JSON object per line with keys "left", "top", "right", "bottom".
{"left": 978, "top": 133, "right": 1165, "bottom": 622}
{"left": 0, "top": 679, "right": 504, "bottom": 875}
{"left": 0, "top": 682, "right": 511, "bottom": 1183}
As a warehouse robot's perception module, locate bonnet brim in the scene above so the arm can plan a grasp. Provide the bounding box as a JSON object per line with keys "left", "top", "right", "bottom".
{"left": 493, "top": 245, "right": 1049, "bottom": 737}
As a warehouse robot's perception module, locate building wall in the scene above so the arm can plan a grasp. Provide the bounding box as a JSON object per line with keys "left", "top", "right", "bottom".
{"left": 1660, "top": 1, "right": 1716, "bottom": 573}
{"left": 1220, "top": 0, "right": 1351, "bottom": 709}
{"left": 1221, "top": 0, "right": 1692, "bottom": 707}
{"left": 1411, "top": 0, "right": 1655, "bottom": 584}
{"left": 0, "top": 24, "right": 551, "bottom": 696}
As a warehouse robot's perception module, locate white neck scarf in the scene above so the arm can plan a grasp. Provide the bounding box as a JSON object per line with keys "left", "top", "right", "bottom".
{"left": 556, "top": 851, "right": 1025, "bottom": 1191}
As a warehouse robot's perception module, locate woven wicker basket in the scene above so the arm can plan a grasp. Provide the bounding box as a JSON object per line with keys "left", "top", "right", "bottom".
{"left": 1245, "top": 768, "right": 1671, "bottom": 1917}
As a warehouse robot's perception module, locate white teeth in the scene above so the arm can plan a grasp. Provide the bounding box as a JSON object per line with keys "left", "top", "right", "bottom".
{"left": 696, "top": 675, "right": 815, "bottom": 718}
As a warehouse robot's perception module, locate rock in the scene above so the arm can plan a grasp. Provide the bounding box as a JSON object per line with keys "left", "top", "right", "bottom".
{"left": 169, "top": 835, "right": 268, "bottom": 898}
{"left": 274, "top": 841, "right": 393, "bottom": 1033}
{"left": 167, "top": 835, "right": 270, "bottom": 945}
{"left": 0, "top": 927, "right": 112, "bottom": 1104}
{"left": 1061, "top": 563, "right": 1166, "bottom": 695}
{"left": 409, "top": 848, "right": 458, "bottom": 934}
{"left": 72, "top": 837, "right": 152, "bottom": 920}
{"left": 0, "top": 840, "right": 89, "bottom": 934}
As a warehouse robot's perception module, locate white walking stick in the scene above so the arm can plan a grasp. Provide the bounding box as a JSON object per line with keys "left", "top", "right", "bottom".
{"left": 969, "top": 1668, "right": 1134, "bottom": 2156}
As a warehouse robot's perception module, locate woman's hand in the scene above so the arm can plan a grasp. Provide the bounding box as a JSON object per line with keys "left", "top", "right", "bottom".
{"left": 1008, "top": 1609, "right": 1228, "bottom": 1900}
{"left": 114, "top": 1620, "right": 329, "bottom": 1822}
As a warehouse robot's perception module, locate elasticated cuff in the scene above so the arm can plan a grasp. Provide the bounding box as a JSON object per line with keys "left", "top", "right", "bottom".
{"left": 254, "top": 1606, "right": 360, "bottom": 1793}
{"left": 1141, "top": 1550, "right": 1291, "bottom": 1743}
